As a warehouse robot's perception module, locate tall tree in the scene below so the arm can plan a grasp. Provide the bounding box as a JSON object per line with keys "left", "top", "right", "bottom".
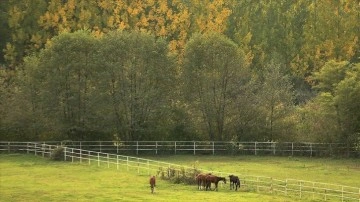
{"left": 183, "top": 32, "right": 248, "bottom": 141}
{"left": 258, "top": 62, "right": 295, "bottom": 141}
{"left": 97, "top": 31, "right": 175, "bottom": 141}
{"left": 36, "top": 30, "right": 99, "bottom": 140}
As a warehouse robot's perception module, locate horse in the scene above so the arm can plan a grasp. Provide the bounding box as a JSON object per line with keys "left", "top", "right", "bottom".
{"left": 195, "top": 173, "right": 211, "bottom": 190}
{"left": 149, "top": 176, "right": 156, "bottom": 193}
{"left": 229, "top": 175, "right": 241, "bottom": 191}
{"left": 205, "top": 175, "right": 226, "bottom": 191}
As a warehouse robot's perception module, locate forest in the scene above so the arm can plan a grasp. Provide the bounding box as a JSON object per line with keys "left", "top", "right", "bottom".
{"left": 0, "top": 0, "right": 359, "bottom": 146}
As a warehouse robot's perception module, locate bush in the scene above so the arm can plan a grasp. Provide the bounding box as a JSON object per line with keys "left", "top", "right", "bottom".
{"left": 50, "top": 147, "right": 64, "bottom": 161}
{"left": 157, "top": 166, "right": 201, "bottom": 185}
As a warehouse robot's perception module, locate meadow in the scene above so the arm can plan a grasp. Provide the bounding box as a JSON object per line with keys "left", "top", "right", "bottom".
{"left": 0, "top": 154, "right": 359, "bottom": 202}
{"left": 147, "top": 155, "right": 360, "bottom": 187}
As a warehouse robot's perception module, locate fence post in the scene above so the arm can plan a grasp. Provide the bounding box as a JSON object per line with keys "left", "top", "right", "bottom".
{"left": 116, "top": 144, "right": 118, "bottom": 154}
{"left": 27, "top": 142, "right": 29, "bottom": 154}
{"left": 42, "top": 142, "right": 45, "bottom": 157}
{"left": 175, "top": 142, "right": 177, "bottom": 155}
{"left": 273, "top": 142, "right": 276, "bottom": 155}
{"left": 64, "top": 147, "right": 67, "bottom": 161}
{"left": 193, "top": 141, "right": 196, "bottom": 155}
{"left": 99, "top": 141, "right": 102, "bottom": 153}
{"left": 255, "top": 142, "right": 257, "bottom": 155}
{"left": 8, "top": 142, "right": 10, "bottom": 153}
{"left": 88, "top": 151, "right": 90, "bottom": 165}
{"left": 71, "top": 148, "right": 74, "bottom": 163}
{"left": 292, "top": 142, "right": 294, "bottom": 156}
{"left": 80, "top": 148, "right": 82, "bottom": 163}
{"left": 107, "top": 153, "right": 109, "bottom": 168}
{"left": 156, "top": 141, "right": 158, "bottom": 155}
{"left": 310, "top": 143, "right": 313, "bottom": 157}
{"left": 212, "top": 142, "right": 215, "bottom": 155}
{"left": 117, "top": 155, "right": 119, "bottom": 170}
{"left": 136, "top": 141, "right": 139, "bottom": 155}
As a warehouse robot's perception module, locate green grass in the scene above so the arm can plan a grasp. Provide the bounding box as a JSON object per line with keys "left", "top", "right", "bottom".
{"left": 147, "top": 155, "right": 360, "bottom": 187}
{"left": 1, "top": 154, "right": 359, "bottom": 202}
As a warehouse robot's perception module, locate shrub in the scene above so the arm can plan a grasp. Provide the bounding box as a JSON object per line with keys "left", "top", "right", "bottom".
{"left": 50, "top": 146, "right": 64, "bottom": 161}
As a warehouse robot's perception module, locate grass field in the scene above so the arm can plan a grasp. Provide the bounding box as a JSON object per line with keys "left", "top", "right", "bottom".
{"left": 146, "top": 155, "right": 360, "bottom": 187}
{"left": 0, "top": 154, "right": 359, "bottom": 202}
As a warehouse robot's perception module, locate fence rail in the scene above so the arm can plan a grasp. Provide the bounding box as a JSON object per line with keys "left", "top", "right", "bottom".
{"left": 1, "top": 141, "right": 358, "bottom": 157}
{"left": 1, "top": 142, "right": 359, "bottom": 201}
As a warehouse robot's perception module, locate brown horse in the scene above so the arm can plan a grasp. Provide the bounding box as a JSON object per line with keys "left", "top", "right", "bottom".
{"left": 149, "top": 176, "right": 156, "bottom": 193}
{"left": 205, "top": 175, "right": 226, "bottom": 191}
{"left": 229, "top": 175, "right": 241, "bottom": 191}
{"left": 195, "top": 173, "right": 211, "bottom": 190}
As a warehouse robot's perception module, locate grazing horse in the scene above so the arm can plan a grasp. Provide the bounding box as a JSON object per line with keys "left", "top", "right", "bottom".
{"left": 229, "top": 175, "right": 241, "bottom": 191}
{"left": 149, "top": 176, "right": 156, "bottom": 193}
{"left": 195, "top": 173, "right": 211, "bottom": 190}
{"left": 205, "top": 175, "right": 226, "bottom": 191}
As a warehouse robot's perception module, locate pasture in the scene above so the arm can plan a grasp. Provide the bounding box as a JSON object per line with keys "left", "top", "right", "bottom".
{"left": 0, "top": 154, "right": 359, "bottom": 202}
{"left": 148, "top": 155, "right": 360, "bottom": 188}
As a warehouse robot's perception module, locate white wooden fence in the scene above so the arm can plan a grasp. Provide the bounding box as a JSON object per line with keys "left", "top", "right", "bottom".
{"left": 1, "top": 141, "right": 357, "bottom": 157}
{"left": 1, "top": 142, "right": 359, "bottom": 201}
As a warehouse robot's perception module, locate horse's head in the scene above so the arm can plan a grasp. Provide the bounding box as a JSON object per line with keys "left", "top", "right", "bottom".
{"left": 221, "top": 177, "right": 227, "bottom": 184}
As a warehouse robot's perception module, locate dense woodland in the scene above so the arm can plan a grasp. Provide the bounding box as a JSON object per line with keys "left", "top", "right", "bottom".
{"left": 0, "top": 0, "right": 359, "bottom": 146}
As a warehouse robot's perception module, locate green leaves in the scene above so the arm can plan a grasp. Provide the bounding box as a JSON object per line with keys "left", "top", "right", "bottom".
{"left": 183, "top": 32, "right": 248, "bottom": 141}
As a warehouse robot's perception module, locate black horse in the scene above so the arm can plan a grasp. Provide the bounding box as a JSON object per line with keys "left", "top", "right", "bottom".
{"left": 229, "top": 175, "right": 241, "bottom": 191}
{"left": 205, "top": 175, "right": 226, "bottom": 191}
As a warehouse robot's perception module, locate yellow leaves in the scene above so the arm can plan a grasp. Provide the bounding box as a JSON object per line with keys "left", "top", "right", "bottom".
{"left": 140, "top": 15, "right": 149, "bottom": 27}
{"left": 158, "top": 1, "right": 168, "bottom": 13}
{"left": 107, "top": 16, "right": 115, "bottom": 28}
{"left": 119, "top": 21, "right": 127, "bottom": 30}
{"left": 67, "top": 0, "right": 76, "bottom": 11}
{"left": 158, "top": 26, "right": 167, "bottom": 36}
{"left": 341, "top": 36, "right": 358, "bottom": 60}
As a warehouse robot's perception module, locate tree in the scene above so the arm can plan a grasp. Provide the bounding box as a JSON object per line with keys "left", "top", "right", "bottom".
{"left": 183, "top": 32, "right": 248, "bottom": 141}
{"left": 97, "top": 31, "right": 175, "bottom": 141}
{"left": 35, "top": 30, "right": 100, "bottom": 140}
{"left": 333, "top": 63, "right": 360, "bottom": 148}
{"left": 257, "top": 62, "right": 295, "bottom": 141}
{"left": 307, "top": 60, "right": 359, "bottom": 148}
{"left": 4, "top": 0, "right": 48, "bottom": 68}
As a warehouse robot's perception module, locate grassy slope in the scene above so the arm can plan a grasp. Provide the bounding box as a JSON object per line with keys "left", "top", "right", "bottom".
{"left": 0, "top": 154, "right": 301, "bottom": 202}
{"left": 146, "top": 155, "right": 360, "bottom": 187}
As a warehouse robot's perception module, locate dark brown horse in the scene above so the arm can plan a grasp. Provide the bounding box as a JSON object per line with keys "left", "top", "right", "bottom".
{"left": 149, "top": 176, "right": 156, "bottom": 193}
{"left": 229, "top": 175, "right": 241, "bottom": 191}
{"left": 205, "top": 175, "right": 226, "bottom": 191}
{"left": 195, "top": 173, "right": 211, "bottom": 190}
